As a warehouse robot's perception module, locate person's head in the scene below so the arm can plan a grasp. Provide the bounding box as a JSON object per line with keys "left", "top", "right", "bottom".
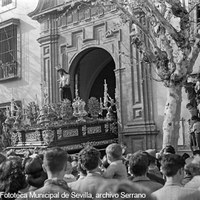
{"left": 96, "top": 179, "right": 153, "bottom": 200}
{"left": 162, "top": 145, "right": 175, "bottom": 155}
{"left": 106, "top": 143, "right": 122, "bottom": 163}
{"left": 186, "top": 103, "right": 194, "bottom": 110}
{"left": 160, "top": 154, "right": 185, "bottom": 179}
{"left": 23, "top": 156, "right": 47, "bottom": 188}
{"left": 193, "top": 150, "right": 200, "bottom": 157}
{"left": 128, "top": 151, "right": 149, "bottom": 177}
{"left": 120, "top": 142, "right": 127, "bottom": 155}
{"left": 78, "top": 145, "right": 101, "bottom": 171}
{"left": 182, "top": 153, "right": 190, "bottom": 161}
{"left": 0, "top": 158, "right": 27, "bottom": 193}
{"left": 186, "top": 103, "right": 193, "bottom": 109}
{"left": 185, "top": 162, "right": 200, "bottom": 176}
{"left": 184, "top": 163, "right": 192, "bottom": 176}
{"left": 42, "top": 147, "right": 68, "bottom": 178}
{"left": 191, "top": 116, "right": 199, "bottom": 122}
{"left": 71, "top": 159, "right": 79, "bottom": 177}
{"left": 185, "top": 155, "right": 200, "bottom": 176}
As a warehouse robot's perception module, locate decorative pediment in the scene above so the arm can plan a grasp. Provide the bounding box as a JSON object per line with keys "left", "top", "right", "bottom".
{"left": 57, "top": 3, "right": 117, "bottom": 28}
{"left": 28, "top": 0, "right": 66, "bottom": 19}
{"left": 29, "top": 0, "right": 117, "bottom": 23}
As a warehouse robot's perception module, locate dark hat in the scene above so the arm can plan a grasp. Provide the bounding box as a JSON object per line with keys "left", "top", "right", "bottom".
{"left": 145, "top": 149, "right": 156, "bottom": 158}
{"left": 145, "top": 149, "right": 156, "bottom": 162}
{"left": 24, "top": 156, "right": 47, "bottom": 188}
{"left": 24, "top": 156, "right": 43, "bottom": 174}
{"left": 163, "top": 145, "right": 175, "bottom": 154}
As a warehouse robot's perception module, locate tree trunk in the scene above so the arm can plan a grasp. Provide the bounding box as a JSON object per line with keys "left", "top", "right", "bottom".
{"left": 162, "top": 85, "right": 182, "bottom": 151}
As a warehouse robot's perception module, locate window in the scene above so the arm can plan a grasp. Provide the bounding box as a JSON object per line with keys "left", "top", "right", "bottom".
{"left": 0, "top": 18, "right": 20, "bottom": 80}
{"left": 0, "top": 24, "right": 17, "bottom": 63}
{"left": 2, "top": 0, "right": 12, "bottom": 7}
{"left": 0, "top": 0, "right": 16, "bottom": 13}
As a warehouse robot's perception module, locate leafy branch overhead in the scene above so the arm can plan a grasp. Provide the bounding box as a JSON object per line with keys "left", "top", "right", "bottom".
{"left": 86, "top": 0, "right": 200, "bottom": 87}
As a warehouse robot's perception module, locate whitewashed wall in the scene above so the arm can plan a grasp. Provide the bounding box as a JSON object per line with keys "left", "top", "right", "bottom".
{"left": 0, "top": 0, "right": 41, "bottom": 107}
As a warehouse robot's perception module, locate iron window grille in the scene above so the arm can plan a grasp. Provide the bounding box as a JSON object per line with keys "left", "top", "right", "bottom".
{"left": 0, "top": 24, "right": 18, "bottom": 80}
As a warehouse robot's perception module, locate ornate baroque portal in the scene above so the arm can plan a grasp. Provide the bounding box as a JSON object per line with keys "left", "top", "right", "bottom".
{"left": 29, "top": 0, "right": 158, "bottom": 153}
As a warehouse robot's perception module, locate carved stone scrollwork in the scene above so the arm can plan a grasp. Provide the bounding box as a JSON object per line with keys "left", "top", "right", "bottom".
{"left": 105, "top": 28, "right": 119, "bottom": 38}
{"left": 105, "top": 30, "right": 113, "bottom": 38}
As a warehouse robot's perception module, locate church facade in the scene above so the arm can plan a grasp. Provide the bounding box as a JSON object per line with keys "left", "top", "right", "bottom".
{"left": 28, "top": 0, "right": 159, "bottom": 153}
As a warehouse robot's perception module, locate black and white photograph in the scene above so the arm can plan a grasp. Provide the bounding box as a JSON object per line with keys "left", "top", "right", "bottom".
{"left": 0, "top": 0, "right": 200, "bottom": 199}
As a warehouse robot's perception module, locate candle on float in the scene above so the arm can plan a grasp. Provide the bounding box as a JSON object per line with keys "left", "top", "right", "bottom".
{"left": 100, "top": 97, "right": 102, "bottom": 106}
{"left": 103, "top": 79, "right": 108, "bottom": 107}
{"left": 75, "top": 83, "right": 78, "bottom": 98}
{"left": 100, "top": 97, "right": 104, "bottom": 110}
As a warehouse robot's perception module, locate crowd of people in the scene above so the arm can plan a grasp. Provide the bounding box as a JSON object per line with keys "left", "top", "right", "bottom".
{"left": 0, "top": 144, "right": 200, "bottom": 200}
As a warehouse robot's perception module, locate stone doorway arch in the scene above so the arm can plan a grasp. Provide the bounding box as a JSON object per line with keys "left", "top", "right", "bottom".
{"left": 69, "top": 47, "right": 116, "bottom": 105}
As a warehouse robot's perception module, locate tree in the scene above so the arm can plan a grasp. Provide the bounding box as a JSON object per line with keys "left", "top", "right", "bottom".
{"left": 110, "top": 0, "right": 200, "bottom": 150}
{"left": 64, "top": 0, "right": 200, "bottom": 150}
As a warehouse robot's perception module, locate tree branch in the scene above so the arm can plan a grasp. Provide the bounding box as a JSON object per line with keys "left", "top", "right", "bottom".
{"left": 165, "top": 0, "right": 190, "bottom": 42}
{"left": 112, "top": 0, "right": 160, "bottom": 52}
{"left": 144, "top": 0, "right": 183, "bottom": 46}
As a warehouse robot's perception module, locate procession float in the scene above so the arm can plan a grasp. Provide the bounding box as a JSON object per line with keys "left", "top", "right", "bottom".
{"left": 1, "top": 80, "right": 118, "bottom": 154}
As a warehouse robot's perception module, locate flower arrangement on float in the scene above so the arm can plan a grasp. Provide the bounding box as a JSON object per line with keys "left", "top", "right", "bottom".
{"left": 88, "top": 97, "right": 101, "bottom": 118}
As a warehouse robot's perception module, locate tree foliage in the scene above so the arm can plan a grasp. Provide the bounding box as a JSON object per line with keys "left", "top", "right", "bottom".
{"left": 104, "top": 0, "right": 200, "bottom": 88}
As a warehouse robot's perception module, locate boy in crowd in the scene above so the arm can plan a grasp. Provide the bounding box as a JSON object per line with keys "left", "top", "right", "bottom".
{"left": 103, "top": 143, "right": 127, "bottom": 179}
